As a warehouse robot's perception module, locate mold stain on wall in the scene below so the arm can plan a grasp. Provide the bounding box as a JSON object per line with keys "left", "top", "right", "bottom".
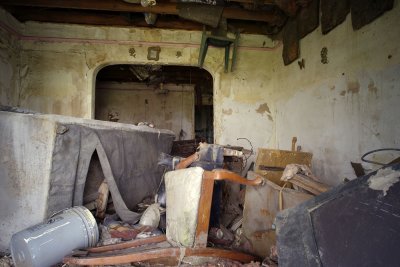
{"left": 347, "top": 80, "right": 360, "bottom": 94}
{"left": 222, "top": 108, "right": 233, "bottom": 115}
{"left": 256, "top": 103, "right": 271, "bottom": 115}
{"left": 0, "top": 2, "right": 399, "bottom": 185}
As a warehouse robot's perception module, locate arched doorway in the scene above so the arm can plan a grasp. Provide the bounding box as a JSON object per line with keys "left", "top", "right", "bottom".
{"left": 95, "top": 64, "right": 213, "bottom": 143}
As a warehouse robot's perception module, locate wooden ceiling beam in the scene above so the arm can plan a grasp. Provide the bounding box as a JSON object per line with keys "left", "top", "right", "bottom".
{"left": 0, "top": 0, "right": 284, "bottom": 24}
{"left": 8, "top": 8, "right": 275, "bottom": 34}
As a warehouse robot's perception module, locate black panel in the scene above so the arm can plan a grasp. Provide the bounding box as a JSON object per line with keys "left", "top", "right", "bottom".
{"left": 312, "top": 182, "right": 400, "bottom": 266}
{"left": 351, "top": 0, "right": 394, "bottom": 30}
{"left": 276, "top": 163, "right": 400, "bottom": 267}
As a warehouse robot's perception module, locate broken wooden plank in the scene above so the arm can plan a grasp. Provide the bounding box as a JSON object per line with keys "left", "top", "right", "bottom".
{"left": 351, "top": 0, "right": 394, "bottom": 30}
{"left": 275, "top": 0, "right": 298, "bottom": 17}
{"left": 95, "top": 180, "right": 109, "bottom": 219}
{"left": 350, "top": 162, "right": 365, "bottom": 177}
{"left": 204, "top": 169, "right": 263, "bottom": 186}
{"left": 291, "top": 174, "right": 330, "bottom": 195}
{"left": 0, "top": 0, "right": 286, "bottom": 24}
{"left": 193, "top": 175, "right": 215, "bottom": 248}
{"left": 87, "top": 235, "right": 167, "bottom": 253}
{"left": 321, "top": 0, "right": 350, "bottom": 34}
{"left": 282, "top": 18, "right": 299, "bottom": 65}
{"left": 296, "top": 0, "right": 319, "bottom": 39}
{"left": 64, "top": 247, "right": 258, "bottom": 265}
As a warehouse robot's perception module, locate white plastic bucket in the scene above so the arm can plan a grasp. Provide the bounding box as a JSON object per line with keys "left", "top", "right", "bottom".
{"left": 10, "top": 206, "right": 98, "bottom": 267}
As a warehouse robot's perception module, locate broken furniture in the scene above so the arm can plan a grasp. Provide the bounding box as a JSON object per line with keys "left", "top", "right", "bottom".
{"left": 275, "top": 163, "right": 400, "bottom": 267}
{"left": 64, "top": 168, "right": 264, "bottom": 265}
{"left": 280, "top": 164, "right": 330, "bottom": 195}
{"left": 0, "top": 109, "right": 175, "bottom": 251}
{"left": 243, "top": 171, "right": 313, "bottom": 257}
{"left": 198, "top": 25, "right": 240, "bottom": 73}
{"left": 254, "top": 148, "right": 313, "bottom": 186}
{"left": 242, "top": 148, "right": 314, "bottom": 257}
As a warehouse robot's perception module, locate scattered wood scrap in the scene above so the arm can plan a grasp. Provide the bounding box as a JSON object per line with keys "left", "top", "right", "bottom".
{"left": 290, "top": 173, "right": 330, "bottom": 195}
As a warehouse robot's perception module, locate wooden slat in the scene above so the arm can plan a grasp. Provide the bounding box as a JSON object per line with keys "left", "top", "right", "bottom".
{"left": 204, "top": 169, "right": 264, "bottom": 186}
{"left": 296, "top": 0, "right": 319, "bottom": 39}
{"left": 0, "top": 0, "right": 285, "bottom": 24}
{"left": 87, "top": 235, "right": 167, "bottom": 253}
{"left": 321, "top": 0, "right": 350, "bottom": 34}
{"left": 194, "top": 175, "right": 214, "bottom": 248}
{"left": 291, "top": 174, "right": 330, "bottom": 195}
{"left": 8, "top": 8, "right": 283, "bottom": 33}
{"left": 64, "top": 247, "right": 258, "bottom": 265}
{"left": 282, "top": 17, "right": 299, "bottom": 65}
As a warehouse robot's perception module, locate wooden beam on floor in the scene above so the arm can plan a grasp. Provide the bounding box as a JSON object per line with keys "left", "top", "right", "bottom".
{"left": 64, "top": 247, "right": 258, "bottom": 265}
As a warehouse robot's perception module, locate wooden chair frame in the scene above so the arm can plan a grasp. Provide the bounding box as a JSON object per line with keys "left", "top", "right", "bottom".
{"left": 64, "top": 169, "right": 263, "bottom": 265}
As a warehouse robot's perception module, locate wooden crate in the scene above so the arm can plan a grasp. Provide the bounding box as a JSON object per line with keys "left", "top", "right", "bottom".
{"left": 243, "top": 171, "right": 313, "bottom": 257}
{"left": 255, "top": 148, "right": 312, "bottom": 186}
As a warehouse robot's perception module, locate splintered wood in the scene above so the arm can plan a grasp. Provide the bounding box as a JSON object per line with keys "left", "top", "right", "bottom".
{"left": 290, "top": 174, "right": 330, "bottom": 195}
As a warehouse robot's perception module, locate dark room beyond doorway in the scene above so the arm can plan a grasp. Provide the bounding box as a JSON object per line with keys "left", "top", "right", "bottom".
{"left": 95, "top": 64, "right": 214, "bottom": 143}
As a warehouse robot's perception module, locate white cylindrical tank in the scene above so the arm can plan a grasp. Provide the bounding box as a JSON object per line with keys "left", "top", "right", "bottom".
{"left": 10, "top": 206, "right": 98, "bottom": 267}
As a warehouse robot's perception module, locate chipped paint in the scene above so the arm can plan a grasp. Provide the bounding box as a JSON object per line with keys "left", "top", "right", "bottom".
{"left": 368, "top": 81, "right": 378, "bottom": 94}
{"left": 347, "top": 81, "right": 360, "bottom": 94}
{"left": 222, "top": 108, "right": 233, "bottom": 115}
{"left": 256, "top": 103, "right": 271, "bottom": 115}
{"left": 0, "top": 2, "right": 399, "bottom": 188}
{"left": 96, "top": 83, "right": 195, "bottom": 139}
{"left": 368, "top": 168, "right": 400, "bottom": 196}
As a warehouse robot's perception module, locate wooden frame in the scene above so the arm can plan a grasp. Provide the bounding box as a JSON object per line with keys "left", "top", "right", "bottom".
{"left": 64, "top": 169, "right": 263, "bottom": 265}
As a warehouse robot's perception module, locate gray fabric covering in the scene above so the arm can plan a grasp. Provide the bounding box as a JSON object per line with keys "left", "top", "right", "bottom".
{"left": 165, "top": 167, "right": 204, "bottom": 247}
{"left": 48, "top": 123, "right": 174, "bottom": 223}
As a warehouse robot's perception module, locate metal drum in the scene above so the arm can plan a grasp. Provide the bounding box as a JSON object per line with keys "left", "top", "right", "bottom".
{"left": 10, "top": 206, "right": 98, "bottom": 267}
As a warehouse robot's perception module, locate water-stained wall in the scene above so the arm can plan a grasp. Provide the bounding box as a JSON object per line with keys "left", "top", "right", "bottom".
{"left": 95, "top": 82, "right": 195, "bottom": 140}
{"left": 0, "top": 2, "right": 399, "bottom": 185}
{"left": 0, "top": 10, "right": 20, "bottom": 107}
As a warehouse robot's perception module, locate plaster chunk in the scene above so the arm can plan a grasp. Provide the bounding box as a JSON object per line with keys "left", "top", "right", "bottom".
{"left": 368, "top": 167, "right": 400, "bottom": 196}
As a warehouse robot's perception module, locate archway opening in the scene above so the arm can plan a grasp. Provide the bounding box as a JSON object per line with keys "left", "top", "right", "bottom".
{"left": 95, "top": 64, "right": 213, "bottom": 143}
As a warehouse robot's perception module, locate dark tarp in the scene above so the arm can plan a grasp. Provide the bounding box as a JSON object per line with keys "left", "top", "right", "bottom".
{"left": 275, "top": 163, "right": 400, "bottom": 267}
{"left": 47, "top": 123, "right": 174, "bottom": 223}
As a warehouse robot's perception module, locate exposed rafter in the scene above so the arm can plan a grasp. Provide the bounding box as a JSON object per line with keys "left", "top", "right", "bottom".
{"left": 0, "top": 0, "right": 285, "bottom": 25}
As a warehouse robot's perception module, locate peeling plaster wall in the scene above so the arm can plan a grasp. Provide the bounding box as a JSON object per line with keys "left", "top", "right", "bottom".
{"left": 0, "top": 2, "right": 399, "bottom": 185}
{"left": 0, "top": 10, "right": 21, "bottom": 107}
{"left": 271, "top": 3, "right": 400, "bottom": 185}
{"left": 95, "top": 82, "right": 195, "bottom": 139}
{"left": 0, "top": 111, "right": 56, "bottom": 252}
{"left": 216, "top": 3, "right": 400, "bottom": 185}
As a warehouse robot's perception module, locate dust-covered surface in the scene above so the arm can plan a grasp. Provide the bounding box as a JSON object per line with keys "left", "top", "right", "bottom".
{"left": 0, "top": 255, "right": 13, "bottom": 267}
{"left": 0, "top": 110, "right": 175, "bottom": 251}
{"left": 368, "top": 167, "right": 400, "bottom": 195}
{"left": 165, "top": 167, "right": 204, "bottom": 247}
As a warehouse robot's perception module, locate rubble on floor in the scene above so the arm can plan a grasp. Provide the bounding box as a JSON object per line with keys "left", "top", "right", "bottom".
{"left": 0, "top": 255, "right": 13, "bottom": 267}
{"left": 7, "top": 138, "right": 338, "bottom": 267}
